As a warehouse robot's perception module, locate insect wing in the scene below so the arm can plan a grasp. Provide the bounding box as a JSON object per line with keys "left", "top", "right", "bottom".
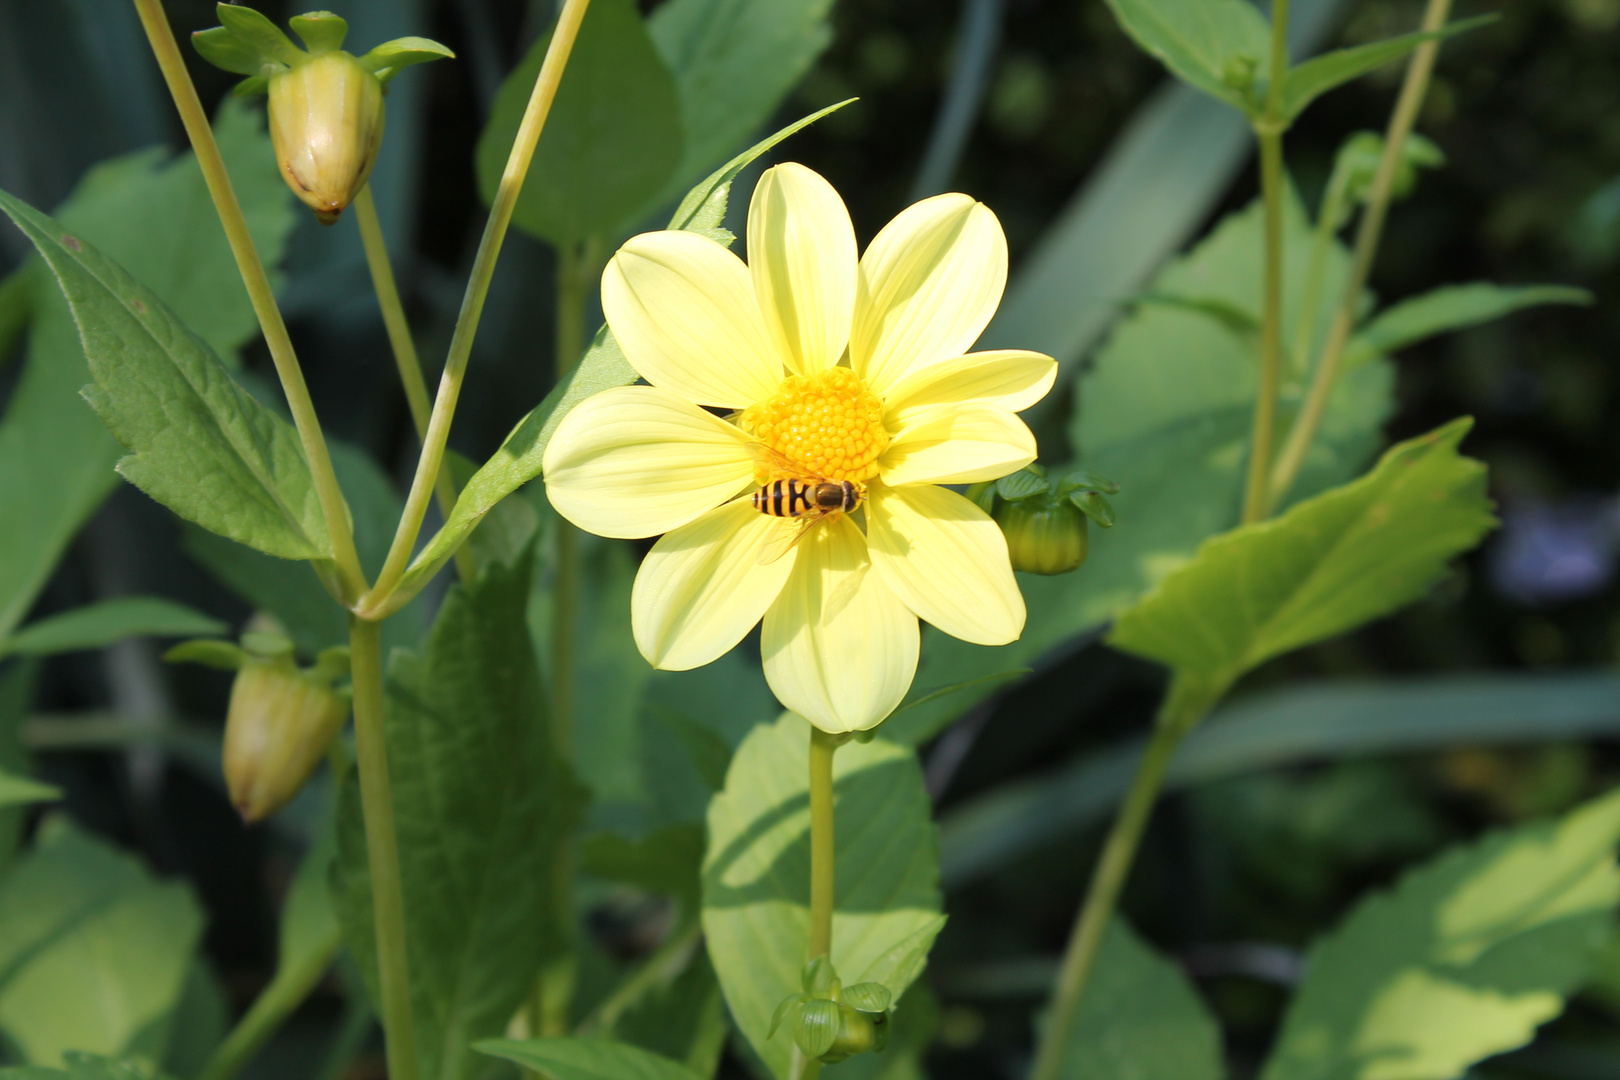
{"left": 757, "top": 515, "right": 815, "bottom": 565}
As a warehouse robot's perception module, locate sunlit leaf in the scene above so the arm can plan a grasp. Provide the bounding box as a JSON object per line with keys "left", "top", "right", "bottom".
{"left": 1100, "top": 0, "right": 1273, "bottom": 114}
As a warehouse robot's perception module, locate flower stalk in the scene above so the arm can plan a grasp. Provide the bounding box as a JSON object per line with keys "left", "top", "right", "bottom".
{"left": 362, "top": 0, "right": 594, "bottom": 615}
{"left": 1267, "top": 0, "right": 1456, "bottom": 512}
{"left": 130, "top": 0, "right": 366, "bottom": 602}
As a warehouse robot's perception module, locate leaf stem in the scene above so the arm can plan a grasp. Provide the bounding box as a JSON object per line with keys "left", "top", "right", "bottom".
{"left": 1241, "top": 0, "right": 1292, "bottom": 525}
{"left": 362, "top": 0, "right": 594, "bottom": 614}
{"left": 352, "top": 185, "right": 476, "bottom": 583}
{"left": 348, "top": 615, "right": 418, "bottom": 1080}
{"left": 1026, "top": 676, "right": 1214, "bottom": 1080}
{"left": 130, "top": 0, "right": 366, "bottom": 602}
{"left": 199, "top": 920, "right": 342, "bottom": 1080}
{"left": 1267, "top": 0, "right": 1455, "bottom": 513}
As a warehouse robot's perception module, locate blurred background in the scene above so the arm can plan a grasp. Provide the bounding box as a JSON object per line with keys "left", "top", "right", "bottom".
{"left": 2, "top": 0, "right": 1619, "bottom": 1076}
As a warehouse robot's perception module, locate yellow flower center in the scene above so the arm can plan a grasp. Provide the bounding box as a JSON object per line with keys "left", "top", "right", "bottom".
{"left": 741, "top": 366, "right": 889, "bottom": 484}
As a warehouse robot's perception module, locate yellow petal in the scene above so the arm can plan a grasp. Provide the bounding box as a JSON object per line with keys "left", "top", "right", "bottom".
{"left": 602, "top": 230, "right": 782, "bottom": 409}
{"left": 850, "top": 193, "right": 1008, "bottom": 395}
{"left": 632, "top": 501, "right": 796, "bottom": 670}
{"left": 542, "top": 385, "right": 754, "bottom": 538}
{"left": 866, "top": 485, "right": 1024, "bottom": 645}
{"left": 761, "top": 516, "right": 919, "bottom": 733}
{"left": 882, "top": 349, "right": 1057, "bottom": 428}
{"left": 748, "top": 163, "right": 857, "bottom": 376}
{"left": 879, "top": 403, "right": 1036, "bottom": 487}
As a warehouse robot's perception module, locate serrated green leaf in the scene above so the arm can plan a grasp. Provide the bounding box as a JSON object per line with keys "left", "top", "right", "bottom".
{"left": 356, "top": 36, "right": 455, "bottom": 84}
{"left": 288, "top": 12, "right": 347, "bottom": 54}
{"left": 0, "top": 823, "right": 204, "bottom": 1064}
{"left": 0, "top": 771, "right": 59, "bottom": 810}
{"left": 477, "top": 1038, "right": 705, "bottom": 1080}
{"left": 1342, "top": 282, "right": 1592, "bottom": 372}
{"left": 480, "top": 0, "right": 682, "bottom": 246}
{"left": 1282, "top": 16, "right": 1495, "bottom": 122}
{"left": 0, "top": 189, "right": 330, "bottom": 563}
{"left": 1109, "top": 418, "right": 1495, "bottom": 692}
{"left": 1261, "top": 788, "right": 1620, "bottom": 1080}
{"left": 0, "top": 102, "right": 294, "bottom": 645}
{"left": 1049, "top": 917, "right": 1224, "bottom": 1080}
{"left": 649, "top": 0, "right": 834, "bottom": 202}
{"left": 214, "top": 3, "right": 304, "bottom": 67}
{"left": 702, "top": 714, "right": 942, "bottom": 1078}
{"left": 1101, "top": 0, "right": 1273, "bottom": 114}
{"left": 0, "top": 598, "right": 224, "bottom": 659}
{"left": 334, "top": 552, "right": 587, "bottom": 1080}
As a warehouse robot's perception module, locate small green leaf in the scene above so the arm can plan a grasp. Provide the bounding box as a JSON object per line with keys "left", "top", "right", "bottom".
{"left": 1070, "top": 489, "right": 1117, "bottom": 528}
{"left": 0, "top": 771, "right": 59, "bottom": 810}
{"left": 703, "top": 715, "right": 941, "bottom": 1078}
{"left": 1261, "top": 787, "right": 1620, "bottom": 1080}
{"left": 996, "top": 467, "right": 1050, "bottom": 501}
{"left": 0, "top": 189, "right": 332, "bottom": 563}
{"left": 479, "top": 0, "right": 682, "bottom": 246}
{"left": 1056, "top": 469, "right": 1120, "bottom": 495}
{"left": 1108, "top": 418, "right": 1495, "bottom": 695}
{"left": 0, "top": 598, "right": 224, "bottom": 659}
{"left": 794, "top": 998, "right": 840, "bottom": 1060}
{"left": 841, "top": 982, "right": 892, "bottom": 1014}
{"left": 288, "top": 11, "right": 347, "bottom": 54}
{"left": 355, "top": 36, "right": 455, "bottom": 85}
{"left": 1282, "top": 16, "right": 1496, "bottom": 122}
{"left": 1049, "top": 918, "right": 1223, "bottom": 1080}
{"left": 1101, "top": 0, "right": 1273, "bottom": 114}
{"left": 1343, "top": 282, "right": 1593, "bottom": 371}
{"left": 191, "top": 27, "right": 270, "bottom": 77}
{"left": 213, "top": 3, "right": 304, "bottom": 67}
{"left": 476, "top": 1037, "right": 705, "bottom": 1080}
{"left": 769, "top": 993, "right": 812, "bottom": 1038}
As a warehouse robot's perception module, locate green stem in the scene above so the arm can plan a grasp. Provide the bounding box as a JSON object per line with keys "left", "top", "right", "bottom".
{"left": 1241, "top": 0, "right": 1292, "bottom": 526}
{"left": 352, "top": 185, "right": 478, "bottom": 584}
{"left": 1267, "top": 0, "right": 1455, "bottom": 513}
{"left": 1026, "top": 676, "right": 1216, "bottom": 1080}
{"left": 130, "top": 0, "right": 366, "bottom": 603}
{"left": 199, "top": 922, "right": 342, "bottom": 1080}
{"left": 808, "top": 727, "right": 841, "bottom": 959}
{"left": 361, "top": 0, "right": 595, "bottom": 616}
{"left": 348, "top": 615, "right": 418, "bottom": 1080}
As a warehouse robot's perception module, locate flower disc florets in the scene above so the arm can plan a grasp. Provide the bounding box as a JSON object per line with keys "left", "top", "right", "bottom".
{"left": 742, "top": 367, "right": 888, "bottom": 484}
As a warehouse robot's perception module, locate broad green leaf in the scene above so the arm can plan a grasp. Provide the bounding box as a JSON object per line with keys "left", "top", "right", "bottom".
{"left": 480, "top": 0, "right": 683, "bottom": 246}
{"left": 1108, "top": 419, "right": 1496, "bottom": 696}
{"left": 0, "top": 664, "right": 34, "bottom": 871}
{"left": 648, "top": 0, "right": 834, "bottom": 200}
{"left": 477, "top": 1038, "right": 704, "bottom": 1080}
{"left": 0, "top": 770, "right": 59, "bottom": 809}
{"left": 333, "top": 552, "right": 587, "bottom": 1080}
{"left": 582, "top": 825, "right": 704, "bottom": 911}
{"left": 889, "top": 190, "right": 1389, "bottom": 745}
{"left": 1049, "top": 918, "right": 1223, "bottom": 1080}
{"left": 154, "top": 962, "right": 228, "bottom": 1080}
{"left": 0, "top": 101, "right": 293, "bottom": 644}
{"left": 1282, "top": 17, "right": 1494, "bottom": 122}
{"left": 0, "top": 264, "right": 31, "bottom": 371}
{"left": 399, "top": 108, "right": 838, "bottom": 606}
{"left": 1260, "top": 787, "right": 1620, "bottom": 1080}
{"left": 0, "top": 1054, "right": 172, "bottom": 1080}
{"left": 614, "top": 950, "right": 728, "bottom": 1076}
{"left": 0, "top": 189, "right": 331, "bottom": 563}
{"left": 0, "top": 821, "right": 205, "bottom": 1065}
{"left": 1342, "top": 282, "right": 1592, "bottom": 371}
{"left": 1101, "top": 0, "right": 1273, "bottom": 114}
{"left": 0, "top": 597, "right": 224, "bottom": 659}
{"left": 940, "top": 670, "right": 1620, "bottom": 889}
{"left": 703, "top": 714, "right": 942, "bottom": 1079}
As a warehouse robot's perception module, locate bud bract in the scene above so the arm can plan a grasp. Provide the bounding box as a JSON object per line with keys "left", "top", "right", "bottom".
{"left": 997, "top": 498, "right": 1089, "bottom": 576}
{"left": 268, "top": 52, "right": 385, "bottom": 225}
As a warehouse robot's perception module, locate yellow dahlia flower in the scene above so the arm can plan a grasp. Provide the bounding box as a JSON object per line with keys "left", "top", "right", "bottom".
{"left": 542, "top": 163, "right": 1056, "bottom": 733}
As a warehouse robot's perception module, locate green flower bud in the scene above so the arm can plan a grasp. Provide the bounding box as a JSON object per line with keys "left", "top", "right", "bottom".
{"left": 268, "top": 51, "right": 385, "bottom": 225}
{"left": 818, "top": 1003, "right": 890, "bottom": 1064}
{"left": 997, "top": 498, "right": 1089, "bottom": 576}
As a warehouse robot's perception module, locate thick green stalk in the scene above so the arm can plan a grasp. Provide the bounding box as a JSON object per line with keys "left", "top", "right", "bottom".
{"left": 1267, "top": 0, "right": 1455, "bottom": 512}
{"left": 348, "top": 615, "right": 418, "bottom": 1080}
{"left": 199, "top": 921, "right": 342, "bottom": 1080}
{"left": 794, "top": 727, "right": 845, "bottom": 1080}
{"left": 1026, "top": 676, "right": 1215, "bottom": 1080}
{"left": 352, "top": 185, "right": 477, "bottom": 583}
{"left": 362, "top": 0, "right": 594, "bottom": 615}
{"left": 1240, "top": 0, "right": 1293, "bottom": 525}
{"left": 130, "top": 0, "right": 366, "bottom": 602}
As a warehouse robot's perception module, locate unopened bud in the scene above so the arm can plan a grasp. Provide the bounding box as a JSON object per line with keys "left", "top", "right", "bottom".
{"left": 997, "top": 498, "right": 1089, "bottom": 576}
{"left": 819, "top": 1003, "right": 890, "bottom": 1063}
{"left": 269, "top": 52, "right": 385, "bottom": 225}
